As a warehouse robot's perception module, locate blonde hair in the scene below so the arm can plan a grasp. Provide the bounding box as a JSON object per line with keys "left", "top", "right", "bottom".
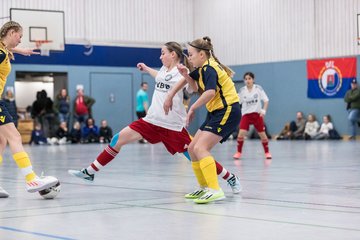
{"left": 188, "top": 36, "right": 234, "bottom": 77}
{"left": 0, "top": 21, "right": 22, "bottom": 39}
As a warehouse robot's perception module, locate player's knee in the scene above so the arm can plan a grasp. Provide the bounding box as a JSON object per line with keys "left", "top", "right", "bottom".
{"left": 109, "top": 133, "right": 120, "bottom": 148}
{"left": 183, "top": 151, "right": 191, "bottom": 161}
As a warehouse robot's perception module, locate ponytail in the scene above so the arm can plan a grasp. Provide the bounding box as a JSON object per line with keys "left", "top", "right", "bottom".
{"left": 188, "top": 36, "right": 234, "bottom": 77}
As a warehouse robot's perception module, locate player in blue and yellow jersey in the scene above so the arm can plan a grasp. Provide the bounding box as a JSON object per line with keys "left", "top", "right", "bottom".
{"left": 0, "top": 21, "right": 58, "bottom": 198}
{"left": 175, "top": 36, "right": 241, "bottom": 203}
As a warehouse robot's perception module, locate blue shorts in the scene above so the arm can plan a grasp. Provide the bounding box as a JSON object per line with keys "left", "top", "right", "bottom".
{"left": 0, "top": 101, "right": 14, "bottom": 126}
{"left": 200, "top": 103, "right": 241, "bottom": 143}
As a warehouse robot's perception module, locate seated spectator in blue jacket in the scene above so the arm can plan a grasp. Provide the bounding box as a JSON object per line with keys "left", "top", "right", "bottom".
{"left": 29, "top": 123, "right": 47, "bottom": 145}
{"left": 82, "top": 117, "right": 99, "bottom": 143}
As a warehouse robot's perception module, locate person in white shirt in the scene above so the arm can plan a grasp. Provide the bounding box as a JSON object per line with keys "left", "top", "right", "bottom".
{"left": 313, "top": 115, "right": 333, "bottom": 140}
{"left": 233, "top": 72, "right": 272, "bottom": 159}
{"left": 304, "top": 114, "right": 320, "bottom": 140}
{"left": 68, "top": 42, "right": 241, "bottom": 194}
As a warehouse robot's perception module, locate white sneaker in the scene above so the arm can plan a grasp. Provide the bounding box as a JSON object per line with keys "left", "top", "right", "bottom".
{"left": 68, "top": 169, "right": 95, "bottom": 182}
{"left": 227, "top": 174, "right": 242, "bottom": 194}
{"left": 0, "top": 186, "right": 9, "bottom": 198}
{"left": 58, "top": 137, "right": 67, "bottom": 145}
{"left": 26, "top": 176, "right": 58, "bottom": 193}
{"left": 47, "top": 137, "right": 59, "bottom": 145}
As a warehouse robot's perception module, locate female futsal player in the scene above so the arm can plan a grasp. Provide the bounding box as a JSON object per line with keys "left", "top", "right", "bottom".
{"left": 0, "top": 21, "right": 58, "bottom": 198}
{"left": 173, "top": 36, "right": 241, "bottom": 204}
{"left": 68, "top": 42, "right": 241, "bottom": 194}
{"left": 233, "top": 72, "right": 272, "bottom": 160}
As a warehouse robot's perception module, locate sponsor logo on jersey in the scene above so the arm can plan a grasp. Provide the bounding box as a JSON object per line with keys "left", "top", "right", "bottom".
{"left": 156, "top": 82, "right": 171, "bottom": 92}
{"left": 165, "top": 74, "right": 173, "bottom": 81}
{"left": 0, "top": 116, "right": 5, "bottom": 123}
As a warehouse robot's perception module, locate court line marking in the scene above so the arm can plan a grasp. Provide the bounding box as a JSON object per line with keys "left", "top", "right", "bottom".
{"left": 0, "top": 226, "right": 77, "bottom": 240}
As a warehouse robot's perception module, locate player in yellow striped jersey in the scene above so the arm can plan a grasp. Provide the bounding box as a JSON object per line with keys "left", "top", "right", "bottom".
{"left": 0, "top": 21, "right": 58, "bottom": 198}
{"left": 173, "top": 36, "right": 241, "bottom": 204}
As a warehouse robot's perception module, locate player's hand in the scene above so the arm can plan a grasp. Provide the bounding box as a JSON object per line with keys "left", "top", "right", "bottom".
{"left": 177, "top": 64, "right": 189, "bottom": 77}
{"left": 163, "top": 95, "right": 173, "bottom": 115}
{"left": 186, "top": 107, "right": 195, "bottom": 127}
{"left": 13, "top": 48, "right": 40, "bottom": 56}
{"left": 137, "top": 63, "right": 146, "bottom": 71}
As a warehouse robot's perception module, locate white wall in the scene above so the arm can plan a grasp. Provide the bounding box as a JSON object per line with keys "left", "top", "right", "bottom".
{"left": 0, "top": 0, "right": 194, "bottom": 47}
{"left": 194, "top": 0, "right": 360, "bottom": 65}
{"left": 14, "top": 81, "right": 53, "bottom": 108}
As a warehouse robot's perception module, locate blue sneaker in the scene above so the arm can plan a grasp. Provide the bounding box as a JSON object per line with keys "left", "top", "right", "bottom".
{"left": 68, "top": 169, "right": 94, "bottom": 182}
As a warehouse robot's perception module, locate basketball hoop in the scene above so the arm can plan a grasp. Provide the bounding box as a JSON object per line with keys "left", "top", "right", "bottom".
{"left": 35, "top": 40, "right": 53, "bottom": 56}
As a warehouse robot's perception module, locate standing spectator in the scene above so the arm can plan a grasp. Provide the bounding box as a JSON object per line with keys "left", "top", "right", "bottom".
{"left": 74, "top": 88, "right": 95, "bottom": 126}
{"left": 314, "top": 115, "right": 333, "bottom": 140}
{"left": 31, "top": 91, "right": 45, "bottom": 125}
{"left": 304, "top": 114, "right": 319, "bottom": 140}
{"left": 82, "top": 117, "right": 99, "bottom": 143}
{"left": 136, "top": 82, "right": 149, "bottom": 143}
{"left": 41, "top": 90, "right": 56, "bottom": 138}
{"left": 3, "top": 88, "right": 18, "bottom": 127}
{"left": 54, "top": 88, "right": 70, "bottom": 126}
{"left": 69, "top": 121, "right": 81, "bottom": 143}
{"left": 99, "top": 119, "right": 113, "bottom": 143}
{"left": 136, "top": 82, "right": 149, "bottom": 119}
{"left": 344, "top": 79, "right": 360, "bottom": 140}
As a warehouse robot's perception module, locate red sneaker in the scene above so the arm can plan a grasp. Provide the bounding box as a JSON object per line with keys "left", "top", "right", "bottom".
{"left": 233, "top": 152, "right": 242, "bottom": 159}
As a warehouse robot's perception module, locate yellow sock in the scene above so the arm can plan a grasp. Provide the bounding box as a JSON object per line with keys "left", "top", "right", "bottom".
{"left": 191, "top": 161, "right": 207, "bottom": 188}
{"left": 199, "top": 156, "right": 220, "bottom": 190}
{"left": 13, "top": 152, "right": 36, "bottom": 182}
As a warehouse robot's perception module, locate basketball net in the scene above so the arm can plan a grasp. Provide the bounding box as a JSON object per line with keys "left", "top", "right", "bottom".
{"left": 35, "top": 40, "right": 52, "bottom": 56}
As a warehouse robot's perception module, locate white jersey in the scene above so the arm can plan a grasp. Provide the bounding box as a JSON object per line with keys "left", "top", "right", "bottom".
{"left": 238, "top": 84, "right": 269, "bottom": 115}
{"left": 143, "top": 66, "right": 187, "bottom": 131}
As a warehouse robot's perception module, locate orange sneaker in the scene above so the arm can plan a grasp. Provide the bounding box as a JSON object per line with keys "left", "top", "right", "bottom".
{"left": 265, "top": 152, "right": 272, "bottom": 159}
{"left": 233, "top": 152, "right": 242, "bottom": 159}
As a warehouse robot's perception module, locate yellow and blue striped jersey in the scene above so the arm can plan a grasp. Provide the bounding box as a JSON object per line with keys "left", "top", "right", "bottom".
{"left": 189, "top": 58, "right": 239, "bottom": 112}
{"left": 0, "top": 43, "right": 11, "bottom": 96}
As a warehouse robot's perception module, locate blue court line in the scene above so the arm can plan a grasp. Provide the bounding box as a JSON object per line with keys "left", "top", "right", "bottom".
{"left": 0, "top": 226, "right": 77, "bottom": 240}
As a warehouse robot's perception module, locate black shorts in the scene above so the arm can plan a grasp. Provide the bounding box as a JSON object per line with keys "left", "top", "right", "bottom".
{"left": 0, "top": 100, "right": 14, "bottom": 126}
{"left": 136, "top": 111, "right": 146, "bottom": 119}
{"left": 200, "top": 103, "right": 241, "bottom": 143}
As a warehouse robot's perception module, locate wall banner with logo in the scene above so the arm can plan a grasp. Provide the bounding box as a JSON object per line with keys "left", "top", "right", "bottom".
{"left": 307, "top": 57, "right": 356, "bottom": 98}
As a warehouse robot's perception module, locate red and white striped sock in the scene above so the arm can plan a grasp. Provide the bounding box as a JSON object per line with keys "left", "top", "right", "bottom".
{"left": 215, "top": 161, "right": 232, "bottom": 181}
{"left": 86, "top": 145, "right": 119, "bottom": 174}
{"left": 261, "top": 139, "right": 269, "bottom": 153}
{"left": 237, "top": 137, "right": 244, "bottom": 153}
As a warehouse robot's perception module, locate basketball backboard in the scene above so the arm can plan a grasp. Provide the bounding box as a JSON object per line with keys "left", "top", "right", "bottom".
{"left": 10, "top": 8, "right": 65, "bottom": 52}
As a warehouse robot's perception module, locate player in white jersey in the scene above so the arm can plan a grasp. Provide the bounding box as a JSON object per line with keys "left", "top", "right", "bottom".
{"left": 69, "top": 42, "right": 241, "bottom": 194}
{"left": 233, "top": 72, "right": 272, "bottom": 160}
